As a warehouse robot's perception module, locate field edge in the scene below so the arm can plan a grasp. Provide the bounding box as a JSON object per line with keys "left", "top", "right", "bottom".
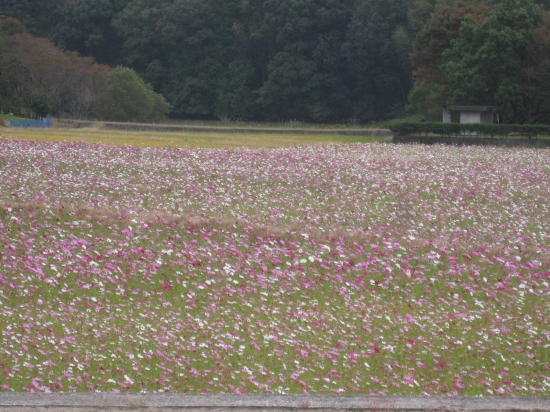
{"left": 0, "top": 394, "right": 549, "bottom": 411}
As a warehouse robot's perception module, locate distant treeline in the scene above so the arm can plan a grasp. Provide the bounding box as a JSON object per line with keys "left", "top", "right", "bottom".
{"left": 1, "top": 0, "right": 549, "bottom": 123}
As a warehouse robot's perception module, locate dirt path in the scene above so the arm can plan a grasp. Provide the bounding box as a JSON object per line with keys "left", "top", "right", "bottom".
{"left": 0, "top": 394, "right": 549, "bottom": 412}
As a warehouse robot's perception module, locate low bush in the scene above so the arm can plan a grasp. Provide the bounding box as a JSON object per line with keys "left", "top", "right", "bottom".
{"left": 388, "top": 122, "right": 550, "bottom": 138}
{"left": 0, "top": 114, "right": 26, "bottom": 121}
{"left": 94, "top": 67, "right": 170, "bottom": 123}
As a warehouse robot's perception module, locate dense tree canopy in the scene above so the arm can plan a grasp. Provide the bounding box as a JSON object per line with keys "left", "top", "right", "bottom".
{"left": 0, "top": 18, "right": 167, "bottom": 121}
{"left": 442, "top": 0, "right": 548, "bottom": 123}
{"left": 54, "top": 0, "right": 125, "bottom": 65}
{"left": 1, "top": 0, "right": 549, "bottom": 123}
{"left": 411, "top": 0, "right": 550, "bottom": 123}
{"left": 408, "top": 2, "right": 491, "bottom": 119}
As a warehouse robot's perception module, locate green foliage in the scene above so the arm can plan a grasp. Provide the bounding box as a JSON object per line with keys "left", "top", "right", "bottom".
{"left": 0, "top": 17, "right": 27, "bottom": 35}
{"left": 409, "top": 2, "right": 492, "bottom": 121}
{"left": 113, "top": 0, "right": 244, "bottom": 119}
{"left": 442, "top": 0, "right": 545, "bottom": 123}
{"left": 4, "top": 0, "right": 550, "bottom": 122}
{"left": 344, "top": 0, "right": 412, "bottom": 122}
{"left": 0, "top": 24, "right": 25, "bottom": 115}
{"left": 249, "top": 0, "right": 354, "bottom": 121}
{"left": 0, "top": 114, "right": 25, "bottom": 120}
{"left": 94, "top": 66, "right": 170, "bottom": 122}
{"left": 30, "top": 95, "right": 51, "bottom": 117}
{"left": 111, "top": 0, "right": 168, "bottom": 70}
{"left": 411, "top": 0, "right": 550, "bottom": 124}
{"left": 215, "top": 58, "right": 259, "bottom": 120}
{"left": 406, "top": 83, "right": 448, "bottom": 121}
{"left": 2, "top": 0, "right": 415, "bottom": 122}
{"left": 388, "top": 121, "right": 550, "bottom": 138}
{"left": 1, "top": 16, "right": 170, "bottom": 121}
{"left": 0, "top": 26, "right": 12, "bottom": 112}
{"left": 0, "top": 0, "right": 65, "bottom": 37}
{"left": 54, "top": 0, "right": 123, "bottom": 65}
{"left": 0, "top": 29, "right": 112, "bottom": 119}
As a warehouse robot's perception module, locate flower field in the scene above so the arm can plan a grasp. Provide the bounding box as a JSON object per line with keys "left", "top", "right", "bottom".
{"left": 0, "top": 138, "right": 549, "bottom": 395}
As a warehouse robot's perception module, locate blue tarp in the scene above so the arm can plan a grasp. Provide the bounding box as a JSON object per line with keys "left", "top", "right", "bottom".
{"left": 9, "top": 116, "right": 51, "bottom": 128}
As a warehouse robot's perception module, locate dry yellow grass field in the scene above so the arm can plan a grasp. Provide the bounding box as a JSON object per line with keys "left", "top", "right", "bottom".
{"left": 0, "top": 126, "right": 391, "bottom": 149}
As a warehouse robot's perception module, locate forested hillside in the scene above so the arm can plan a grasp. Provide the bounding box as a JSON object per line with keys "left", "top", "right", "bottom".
{"left": 1, "top": 0, "right": 549, "bottom": 123}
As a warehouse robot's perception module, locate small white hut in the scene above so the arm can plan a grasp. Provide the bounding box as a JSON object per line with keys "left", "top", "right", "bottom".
{"left": 443, "top": 106, "right": 497, "bottom": 124}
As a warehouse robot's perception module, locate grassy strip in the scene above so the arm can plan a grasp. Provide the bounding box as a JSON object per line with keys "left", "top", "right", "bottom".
{"left": 162, "top": 119, "right": 373, "bottom": 130}
{"left": 0, "top": 127, "right": 391, "bottom": 149}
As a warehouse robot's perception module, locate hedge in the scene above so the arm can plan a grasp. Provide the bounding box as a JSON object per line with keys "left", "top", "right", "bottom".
{"left": 388, "top": 122, "right": 550, "bottom": 139}
{"left": 0, "top": 114, "right": 26, "bottom": 121}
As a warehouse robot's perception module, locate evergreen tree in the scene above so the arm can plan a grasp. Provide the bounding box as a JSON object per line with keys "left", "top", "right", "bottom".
{"left": 344, "top": 0, "right": 412, "bottom": 121}
{"left": 54, "top": 0, "right": 124, "bottom": 65}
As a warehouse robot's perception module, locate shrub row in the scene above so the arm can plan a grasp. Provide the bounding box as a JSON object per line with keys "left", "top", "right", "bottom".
{"left": 0, "top": 114, "right": 26, "bottom": 121}
{"left": 388, "top": 122, "right": 550, "bottom": 138}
